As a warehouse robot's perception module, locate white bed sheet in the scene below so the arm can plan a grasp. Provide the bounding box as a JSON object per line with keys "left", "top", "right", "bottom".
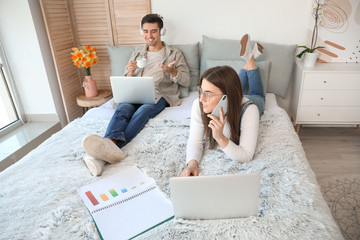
{"left": 82, "top": 91, "right": 278, "bottom": 121}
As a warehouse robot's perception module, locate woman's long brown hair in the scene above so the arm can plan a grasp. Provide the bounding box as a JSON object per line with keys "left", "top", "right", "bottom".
{"left": 199, "top": 66, "right": 243, "bottom": 149}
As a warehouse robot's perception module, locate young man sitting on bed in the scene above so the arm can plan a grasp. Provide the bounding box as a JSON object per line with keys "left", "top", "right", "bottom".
{"left": 181, "top": 34, "right": 265, "bottom": 177}
{"left": 82, "top": 13, "right": 190, "bottom": 176}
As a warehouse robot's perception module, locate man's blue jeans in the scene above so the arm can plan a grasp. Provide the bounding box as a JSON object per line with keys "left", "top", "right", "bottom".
{"left": 239, "top": 68, "right": 265, "bottom": 115}
{"left": 104, "top": 98, "right": 168, "bottom": 148}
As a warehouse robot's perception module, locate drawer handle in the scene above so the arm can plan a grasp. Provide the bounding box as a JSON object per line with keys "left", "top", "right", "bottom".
{"left": 321, "top": 97, "right": 324, "bottom": 100}
{"left": 317, "top": 113, "right": 320, "bottom": 116}
{"left": 323, "top": 80, "right": 327, "bottom": 83}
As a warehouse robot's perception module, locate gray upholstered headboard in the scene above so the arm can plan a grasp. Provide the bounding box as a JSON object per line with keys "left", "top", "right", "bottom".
{"left": 107, "top": 36, "right": 296, "bottom": 99}
{"left": 200, "top": 35, "right": 297, "bottom": 98}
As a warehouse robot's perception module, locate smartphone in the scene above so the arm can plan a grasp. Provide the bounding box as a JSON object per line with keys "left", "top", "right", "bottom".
{"left": 211, "top": 95, "right": 228, "bottom": 118}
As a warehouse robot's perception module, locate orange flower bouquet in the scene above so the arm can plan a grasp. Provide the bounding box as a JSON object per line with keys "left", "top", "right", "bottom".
{"left": 71, "top": 45, "right": 98, "bottom": 76}
{"left": 71, "top": 45, "right": 99, "bottom": 97}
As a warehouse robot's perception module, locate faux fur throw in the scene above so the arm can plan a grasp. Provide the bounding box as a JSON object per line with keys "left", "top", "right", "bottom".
{"left": 0, "top": 105, "right": 343, "bottom": 240}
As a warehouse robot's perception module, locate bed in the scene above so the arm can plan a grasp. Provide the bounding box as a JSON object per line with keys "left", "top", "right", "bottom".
{"left": 0, "top": 36, "right": 344, "bottom": 239}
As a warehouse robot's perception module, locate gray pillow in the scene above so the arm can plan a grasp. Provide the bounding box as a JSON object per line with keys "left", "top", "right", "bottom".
{"left": 200, "top": 35, "right": 296, "bottom": 98}
{"left": 172, "top": 43, "right": 200, "bottom": 94}
{"left": 107, "top": 45, "right": 135, "bottom": 76}
{"left": 206, "top": 60, "right": 271, "bottom": 92}
{"left": 107, "top": 43, "right": 200, "bottom": 98}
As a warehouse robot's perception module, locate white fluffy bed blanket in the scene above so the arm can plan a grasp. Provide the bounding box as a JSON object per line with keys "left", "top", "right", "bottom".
{"left": 0, "top": 104, "right": 343, "bottom": 240}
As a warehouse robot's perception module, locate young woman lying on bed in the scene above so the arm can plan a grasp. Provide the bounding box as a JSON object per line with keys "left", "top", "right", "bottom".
{"left": 181, "top": 34, "right": 265, "bottom": 177}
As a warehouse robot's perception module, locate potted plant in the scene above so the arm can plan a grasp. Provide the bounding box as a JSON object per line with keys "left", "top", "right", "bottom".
{"left": 296, "top": 0, "right": 326, "bottom": 67}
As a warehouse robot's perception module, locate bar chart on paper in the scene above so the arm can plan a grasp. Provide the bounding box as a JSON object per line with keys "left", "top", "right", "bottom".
{"left": 78, "top": 166, "right": 154, "bottom": 212}
{"left": 77, "top": 166, "right": 174, "bottom": 240}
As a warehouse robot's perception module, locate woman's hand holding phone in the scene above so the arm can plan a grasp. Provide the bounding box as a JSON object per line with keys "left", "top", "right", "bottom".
{"left": 208, "top": 106, "right": 229, "bottom": 149}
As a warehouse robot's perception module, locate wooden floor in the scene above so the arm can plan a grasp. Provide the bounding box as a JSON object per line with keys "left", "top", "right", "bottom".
{"left": 298, "top": 126, "right": 360, "bottom": 182}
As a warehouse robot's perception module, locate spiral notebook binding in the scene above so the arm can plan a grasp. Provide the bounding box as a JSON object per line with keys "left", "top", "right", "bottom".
{"left": 91, "top": 185, "right": 157, "bottom": 214}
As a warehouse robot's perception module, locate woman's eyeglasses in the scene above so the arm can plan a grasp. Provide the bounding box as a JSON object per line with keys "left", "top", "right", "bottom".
{"left": 198, "top": 88, "right": 222, "bottom": 102}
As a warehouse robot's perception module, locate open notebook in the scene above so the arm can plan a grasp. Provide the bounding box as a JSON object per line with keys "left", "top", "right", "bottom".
{"left": 77, "top": 166, "right": 174, "bottom": 240}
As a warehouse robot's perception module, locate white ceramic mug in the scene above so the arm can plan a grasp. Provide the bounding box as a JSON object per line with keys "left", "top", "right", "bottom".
{"left": 136, "top": 58, "right": 147, "bottom": 68}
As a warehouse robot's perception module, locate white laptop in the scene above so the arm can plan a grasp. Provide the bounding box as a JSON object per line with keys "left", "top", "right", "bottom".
{"left": 110, "top": 76, "right": 156, "bottom": 104}
{"left": 169, "top": 172, "right": 261, "bottom": 220}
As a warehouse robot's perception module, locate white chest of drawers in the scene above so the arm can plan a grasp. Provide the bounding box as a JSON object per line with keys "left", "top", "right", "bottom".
{"left": 290, "top": 61, "right": 360, "bottom": 133}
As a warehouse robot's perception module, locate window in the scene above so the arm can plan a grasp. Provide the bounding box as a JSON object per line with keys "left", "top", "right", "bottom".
{"left": 0, "top": 40, "right": 25, "bottom": 137}
{"left": 0, "top": 62, "right": 18, "bottom": 128}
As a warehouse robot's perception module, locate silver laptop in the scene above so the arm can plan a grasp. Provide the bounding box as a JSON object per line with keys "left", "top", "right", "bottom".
{"left": 110, "top": 76, "right": 156, "bottom": 104}
{"left": 169, "top": 172, "right": 261, "bottom": 220}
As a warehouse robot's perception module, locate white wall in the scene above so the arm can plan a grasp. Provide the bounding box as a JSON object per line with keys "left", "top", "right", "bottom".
{"left": 154, "top": 0, "right": 360, "bottom": 63}
{"left": 313, "top": 0, "right": 360, "bottom": 62}
{"left": 152, "top": 0, "right": 312, "bottom": 46}
{"left": 151, "top": 0, "right": 359, "bottom": 110}
{"left": 0, "top": 0, "right": 60, "bottom": 121}
{"left": 152, "top": 0, "right": 314, "bottom": 111}
{"left": 27, "top": 0, "right": 66, "bottom": 126}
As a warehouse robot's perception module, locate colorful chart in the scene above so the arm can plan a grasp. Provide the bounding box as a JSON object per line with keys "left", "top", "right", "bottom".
{"left": 85, "top": 181, "right": 147, "bottom": 206}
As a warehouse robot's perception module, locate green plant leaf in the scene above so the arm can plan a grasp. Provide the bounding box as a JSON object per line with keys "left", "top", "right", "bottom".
{"left": 297, "top": 46, "right": 310, "bottom": 49}
{"left": 296, "top": 48, "right": 312, "bottom": 59}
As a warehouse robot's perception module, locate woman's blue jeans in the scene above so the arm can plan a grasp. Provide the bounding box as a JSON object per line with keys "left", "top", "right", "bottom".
{"left": 239, "top": 68, "right": 265, "bottom": 115}
{"left": 104, "top": 98, "right": 168, "bottom": 148}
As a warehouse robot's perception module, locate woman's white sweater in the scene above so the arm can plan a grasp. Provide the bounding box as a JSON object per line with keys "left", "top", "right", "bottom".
{"left": 186, "top": 97, "right": 259, "bottom": 164}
